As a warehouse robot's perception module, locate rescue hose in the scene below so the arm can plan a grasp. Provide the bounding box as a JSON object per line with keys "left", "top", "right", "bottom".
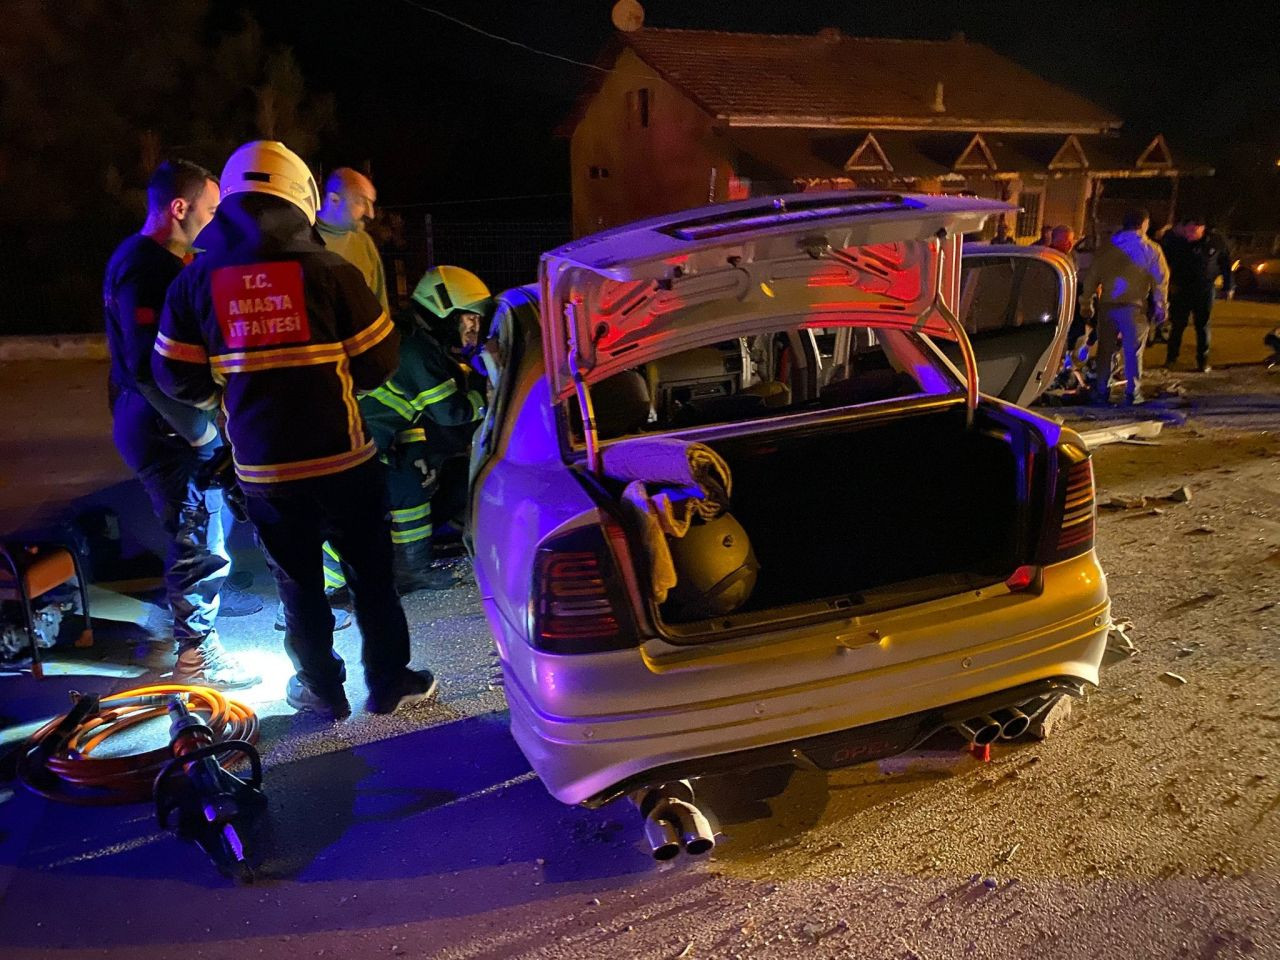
{"left": 18, "top": 683, "right": 259, "bottom": 806}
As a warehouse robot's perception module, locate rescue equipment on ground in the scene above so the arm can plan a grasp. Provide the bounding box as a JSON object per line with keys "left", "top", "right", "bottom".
{"left": 0, "top": 600, "right": 65, "bottom": 659}
{"left": 603, "top": 438, "right": 757, "bottom": 616}
{"left": 18, "top": 684, "right": 263, "bottom": 880}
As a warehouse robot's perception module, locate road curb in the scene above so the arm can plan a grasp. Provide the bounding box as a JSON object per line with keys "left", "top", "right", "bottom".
{"left": 0, "top": 334, "right": 108, "bottom": 361}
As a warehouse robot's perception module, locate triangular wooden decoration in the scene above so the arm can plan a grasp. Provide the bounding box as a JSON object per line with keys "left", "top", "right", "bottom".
{"left": 844, "top": 133, "right": 893, "bottom": 172}
{"left": 1136, "top": 134, "right": 1173, "bottom": 169}
{"left": 954, "top": 133, "right": 997, "bottom": 171}
{"left": 1049, "top": 134, "right": 1088, "bottom": 170}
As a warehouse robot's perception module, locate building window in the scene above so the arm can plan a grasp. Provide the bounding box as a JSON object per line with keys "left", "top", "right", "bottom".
{"left": 1016, "top": 189, "right": 1043, "bottom": 239}
{"left": 626, "top": 88, "right": 651, "bottom": 129}
{"left": 589, "top": 166, "right": 610, "bottom": 179}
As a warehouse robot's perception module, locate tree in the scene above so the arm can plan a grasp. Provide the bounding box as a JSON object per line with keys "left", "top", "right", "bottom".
{"left": 0, "top": 0, "right": 333, "bottom": 333}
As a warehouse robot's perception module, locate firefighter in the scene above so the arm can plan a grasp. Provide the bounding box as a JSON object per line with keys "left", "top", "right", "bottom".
{"left": 320, "top": 265, "right": 488, "bottom": 594}
{"left": 152, "top": 140, "right": 435, "bottom": 718}
{"left": 103, "top": 159, "right": 258, "bottom": 689}
{"left": 408, "top": 265, "right": 493, "bottom": 536}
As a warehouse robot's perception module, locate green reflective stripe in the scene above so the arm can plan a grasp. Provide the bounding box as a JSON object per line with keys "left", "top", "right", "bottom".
{"left": 368, "top": 385, "right": 415, "bottom": 419}
{"left": 396, "top": 428, "right": 427, "bottom": 444}
{"left": 391, "top": 503, "right": 432, "bottom": 523}
{"left": 323, "top": 568, "right": 347, "bottom": 589}
{"left": 322, "top": 542, "right": 342, "bottom": 562}
{"left": 389, "top": 523, "right": 432, "bottom": 544}
{"left": 410, "top": 380, "right": 458, "bottom": 410}
{"left": 467, "top": 389, "right": 484, "bottom": 419}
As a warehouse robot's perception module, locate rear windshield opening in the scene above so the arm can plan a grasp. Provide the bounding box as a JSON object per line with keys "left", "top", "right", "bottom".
{"left": 567, "top": 326, "right": 958, "bottom": 444}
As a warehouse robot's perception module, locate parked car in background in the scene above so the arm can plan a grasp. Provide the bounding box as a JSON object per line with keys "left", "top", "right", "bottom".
{"left": 1234, "top": 253, "right": 1280, "bottom": 296}
{"left": 467, "top": 192, "right": 1109, "bottom": 859}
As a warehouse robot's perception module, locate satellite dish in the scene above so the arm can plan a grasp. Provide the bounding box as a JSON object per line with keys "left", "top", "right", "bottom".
{"left": 611, "top": 0, "right": 645, "bottom": 32}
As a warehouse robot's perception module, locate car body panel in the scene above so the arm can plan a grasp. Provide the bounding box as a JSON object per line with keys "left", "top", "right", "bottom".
{"left": 540, "top": 191, "right": 1013, "bottom": 402}
{"left": 502, "top": 550, "right": 1107, "bottom": 805}
{"left": 949, "top": 244, "right": 1075, "bottom": 406}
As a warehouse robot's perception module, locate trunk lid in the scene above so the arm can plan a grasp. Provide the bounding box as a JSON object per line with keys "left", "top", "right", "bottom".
{"left": 539, "top": 191, "right": 1012, "bottom": 402}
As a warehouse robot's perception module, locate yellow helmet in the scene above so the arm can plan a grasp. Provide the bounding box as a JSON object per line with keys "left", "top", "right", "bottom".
{"left": 411, "top": 265, "right": 491, "bottom": 318}
{"left": 220, "top": 141, "right": 321, "bottom": 225}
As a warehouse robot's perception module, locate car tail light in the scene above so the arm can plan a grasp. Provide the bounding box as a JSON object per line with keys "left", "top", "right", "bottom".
{"left": 530, "top": 523, "right": 638, "bottom": 654}
{"left": 1040, "top": 445, "right": 1096, "bottom": 563}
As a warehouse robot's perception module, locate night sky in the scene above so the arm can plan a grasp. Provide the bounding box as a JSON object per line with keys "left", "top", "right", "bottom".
{"left": 242, "top": 0, "right": 1280, "bottom": 210}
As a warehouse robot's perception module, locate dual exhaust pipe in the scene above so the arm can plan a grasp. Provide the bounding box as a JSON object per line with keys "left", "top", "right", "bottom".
{"left": 633, "top": 781, "right": 716, "bottom": 861}
{"left": 954, "top": 706, "right": 1030, "bottom": 745}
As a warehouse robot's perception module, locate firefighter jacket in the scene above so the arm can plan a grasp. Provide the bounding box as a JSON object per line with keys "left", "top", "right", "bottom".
{"left": 359, "top": 314, "right": 484, "bottom": 457}
{"left": 104, "top": 235, "right": 217, "bottom": 471}
{"left": 152, "top": 193, "right": 400, "bottom": 492}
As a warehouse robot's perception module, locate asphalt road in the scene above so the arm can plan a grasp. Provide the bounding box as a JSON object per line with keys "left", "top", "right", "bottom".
{"left": 0, "top": 359, "right": 1276, "bottom": 959}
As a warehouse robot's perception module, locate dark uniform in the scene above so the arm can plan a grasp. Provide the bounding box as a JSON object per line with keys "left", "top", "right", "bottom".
{"left": 152, "top": 192, "right": 410, "bottom": 704}
{"left": 320, "top": 319, "right": 484, "bottom": 590}
{"left": 103, "top": 235, "right": 227, "bottom": 650}
{"left": 1160, "top": 229, "right": 1234, "bottom": 370}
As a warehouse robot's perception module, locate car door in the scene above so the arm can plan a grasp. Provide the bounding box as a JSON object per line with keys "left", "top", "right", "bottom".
{"left": 939, "top": 244, "right": 1075, "bottom": 407}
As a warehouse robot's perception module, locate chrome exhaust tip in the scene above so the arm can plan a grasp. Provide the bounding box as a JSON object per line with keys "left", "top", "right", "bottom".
{"left": 956, "top": 715, "right": 1002, "bottom": 746}
{"left": 993, "top": 706, "right": 1031, "bottom": 740}
{"left": 642, "top": 814, "right": 682, "bottom": 861}
{"left": 665, "top": 799, "right": 716, "bottom": 856}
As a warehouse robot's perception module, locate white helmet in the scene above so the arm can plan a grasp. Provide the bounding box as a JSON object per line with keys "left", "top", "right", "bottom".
{"left": 219, "top": 140, "right": 321, "bottom": 224}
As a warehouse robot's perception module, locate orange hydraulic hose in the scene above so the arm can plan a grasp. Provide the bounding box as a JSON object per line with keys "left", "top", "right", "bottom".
{"left": 20, "top": 683, "right": 259, "bottom": 805}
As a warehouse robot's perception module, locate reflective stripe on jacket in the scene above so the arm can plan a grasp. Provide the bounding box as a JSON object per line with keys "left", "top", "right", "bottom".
{"left": 152, "top": 194, "right": 400, "bottom": 490}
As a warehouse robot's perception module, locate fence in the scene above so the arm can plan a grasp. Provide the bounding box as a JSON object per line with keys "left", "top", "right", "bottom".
{"left": 379, "top": 211, "right": 571, "bottom": 309}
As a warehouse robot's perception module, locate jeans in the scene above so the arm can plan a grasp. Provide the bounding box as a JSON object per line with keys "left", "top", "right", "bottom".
{"left": 1094, "top": 304, "right": 1149, "bottom": 402}
{"left": 136, "top": 443, "right": 229, "bottom": 651}
{"left": 244, "top": 459, "right": 411, "bottom": 695}
{"left": 1166, "top": 288, "right": 1214, "bottom": 368}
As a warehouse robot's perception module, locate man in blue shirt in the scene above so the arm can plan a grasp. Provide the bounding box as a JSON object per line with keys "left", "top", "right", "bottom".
{"left": 103, "top": 160, "right": 258, "bottom": 688}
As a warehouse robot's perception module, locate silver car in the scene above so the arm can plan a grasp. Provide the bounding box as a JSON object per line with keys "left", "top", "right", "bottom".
{"left": 468, "top": 193, "right": 1107, "bottom": 858}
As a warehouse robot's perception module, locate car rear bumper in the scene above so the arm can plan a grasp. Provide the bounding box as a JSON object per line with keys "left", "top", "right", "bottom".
{"left": 501, "top": 552, "right": 1110, "bottom": 805}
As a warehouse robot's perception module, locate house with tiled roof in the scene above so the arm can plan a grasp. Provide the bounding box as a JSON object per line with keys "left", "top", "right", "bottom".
{"left": 567, "top": 27, "right": 1204, "bottom": 239}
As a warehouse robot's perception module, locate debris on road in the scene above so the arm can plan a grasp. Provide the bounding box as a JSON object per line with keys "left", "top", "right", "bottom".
{"left": 1162, "top": 672, "right": 1189, "bottom": 685}
{"left": 1077, "top": 419, "right": 1164, "bottom": 450}
{"left": 1102, "top": 495, "right": 1149, "bottom": 510}
{"left": 1187, "top": 526, "right": 1216, "bottom": 535}
{"left": 1165, "top": 485, "right": 1194, "bottom": 503}
{"left": 1107, "top": 618, "right": 1138, "bottom": 656}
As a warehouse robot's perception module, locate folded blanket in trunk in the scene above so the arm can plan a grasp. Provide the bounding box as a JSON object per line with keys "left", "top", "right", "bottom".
{"left": 607, "top": 439, "right": 732, "bottom": 603}
{"left": 602, "top": 437, "right": 732, "bottom": 504}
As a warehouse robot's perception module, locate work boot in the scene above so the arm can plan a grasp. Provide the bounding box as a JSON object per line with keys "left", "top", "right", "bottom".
{"left": 274, "top": 601, "right": 353, "bottom": 632}
{"left": 173, "top": 638, "right": 260, "bottom": 689}
{"left": 393, "top": 540, "right": 460, "bottom": 594}
{"left": 365, "top": 668, "right": 438, "bottom": 715}
{"left": 285, "top": 675, "right": 351, "bottom": 720}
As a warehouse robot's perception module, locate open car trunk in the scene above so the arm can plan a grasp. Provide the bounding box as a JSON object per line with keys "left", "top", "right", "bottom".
{"left": 650, "top": 403, "right": 1043, "bottom": 635}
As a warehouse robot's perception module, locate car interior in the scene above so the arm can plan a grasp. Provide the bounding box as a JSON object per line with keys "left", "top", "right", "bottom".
{"left": 567, "top": 325, "right": 953, "bottom": 444}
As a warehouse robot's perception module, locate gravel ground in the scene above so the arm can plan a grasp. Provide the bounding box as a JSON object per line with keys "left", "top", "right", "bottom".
{"left": 0, "top": 365, "right": 1277, "bottom": 959}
